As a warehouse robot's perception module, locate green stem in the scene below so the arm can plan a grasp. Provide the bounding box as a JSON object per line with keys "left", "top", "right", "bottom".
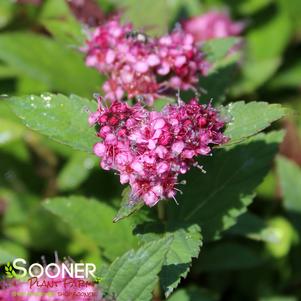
{"left": 157, "top": 202, "right": 165, "bottom": 221}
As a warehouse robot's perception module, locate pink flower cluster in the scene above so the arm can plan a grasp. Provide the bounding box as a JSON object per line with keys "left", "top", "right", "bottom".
{"left": 182, "top": 10, "right": 244, "bottom": 43}
{"left": 90, "top": 96, "right": 228, "bottom": 206}
{"left": 84, "top": 17, "right": 209, "bottom": 105}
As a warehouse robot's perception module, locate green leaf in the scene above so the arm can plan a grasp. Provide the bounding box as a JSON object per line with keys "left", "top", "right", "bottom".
{"left": 161, "top": 225, "right": 202, "bottom": 297}
{"left": 226, "top": 212, "right": 282, "bottom": 243}
{"left": 0, "top": 0, "right": 14, "bottom": 29}
{"left": 0, "top": 64, "right": 18, "bottom": 79}
{"left": 0, "top": 189, "right": 68, "bottom": 251}
{"left": 232, "top": 4, "right": 292, "bottom": 94}
{"left": 135, "top": 223, "right": 202, "bottom": 297}
{"left": 199, "top": 37, "right": 242, "bottom": 104}
{"left": 0, "top": 240, "right": 28, "bottom": 264}
{"left": 195, "top": 241, "right": 265, "bottom": 272}
{"left": 0, "top": 100, "right": 21, "bottom": 122}
{"left": 0, "top": 32, "right": 101, "bottom": 96}
{"left": 102, "top": 237, "right": 172, "bottom": 301}
{"left": 8, "top": 93, "right": 98, "bottom": 152}
{"left": 235, "top": 0, "right": 272, "bottom": 15}
{"left": 0, "top": 118, "right": 25, "bottom": 146}
{"left": 167, "top": 131, "right": 284, "bottom": 240}
{"left": 276, "top": 156, "right": 301, "bottom": 233}
{"left": 116, "top": 0, "right": 170, "bottom": 36}
{"left": 260, "top": 297, "right": 297, "bottom": 301}
{"left": 95, "top": 0, "right": 114, "bottom": 13}
{"left": 0, "top": 140, "right": 30, "bottom": 163}
{"left": 0, "top": 189, "right": 37, "bottom": 227}
{"left": 268, "top": 60, "right": 301, "bottom": 89}
{"left": 39, "top": 0, "right": 84, "bottom": 45}
{"left": 43, "top": 196, "right": 138, "bottom": 261}
{"left": 200, "top": 59, "right": 238, "bottom": 104}
{"left": 166, "top": 0, "right": 203, "bottom": 24}
{"left": 153, "top": 96, "right": 176, "bottom": 111}
{"left": 234, "top": 58, "right": 282, "bottom": 96}
{"left": 113, "top": 187, "right": 144, "bottom": 223}
{"left": 277, "top": 156, "right": 301, "bottom": 213}
{"left": 168, "top": 287, "right": 217, "bottom": 301}
{"left": 223, "top": 101, "right": 286, "bottom": 145}
{"left": 265, "top": 216, "right": 297, "bottom": 258}
{"left": 17, "top": 76, "right": 50, "bottom": 95}
{"left": 41, "top": 136, "right": 75, "bottom": 158}
{"left": 202, "top": 37, "right": 240, "bottom": 64}
{"left": 58, "top": 152, "right": 98, "bottom": 191}
{"left": 278, "top": 0, "right": 301, "bottom": 30}
{"left": 27, "top": 206, "right": 72, "bottom": 251}
{"left": 256, "top": 170, "right": 277, "bottom": 199}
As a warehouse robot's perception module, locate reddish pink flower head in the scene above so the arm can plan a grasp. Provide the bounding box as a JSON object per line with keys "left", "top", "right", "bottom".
{"left": 182, "top": 10, "right": 244, "bottom": 42}
{"left": 90, "top": 96, "right": 229, "bottom": 206}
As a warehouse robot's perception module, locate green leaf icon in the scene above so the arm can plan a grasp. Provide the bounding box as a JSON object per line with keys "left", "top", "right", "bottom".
{"left": 5, "top": 271, "right": 13, "bottom": 279}
{"left": 4, "top": 262, "right": 16, "bottom": 279}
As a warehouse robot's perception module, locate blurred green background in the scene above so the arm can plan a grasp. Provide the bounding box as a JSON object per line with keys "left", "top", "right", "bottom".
{"left": 0, "top": 0, "right": 301, "bottom": 300}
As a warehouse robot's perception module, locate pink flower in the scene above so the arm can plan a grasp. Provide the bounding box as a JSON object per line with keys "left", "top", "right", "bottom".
{"left": 156, "top": 29, "right": 208, "bottom": 90}
{"left": 182, "top": 10, "right": 244, "bottom": 42}
{"left": 83, "top": 17, "right": 208, "bottom": 105}
{"left": 90, "top": 95, "right": 229, "bottom": 206}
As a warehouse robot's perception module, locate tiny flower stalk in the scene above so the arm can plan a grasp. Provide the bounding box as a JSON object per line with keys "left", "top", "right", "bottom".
{"left": 90, "top": 95, "right": 229, "bottom": 207}
{"left": 158, "top": 201, "right": 166, "bottom": 222}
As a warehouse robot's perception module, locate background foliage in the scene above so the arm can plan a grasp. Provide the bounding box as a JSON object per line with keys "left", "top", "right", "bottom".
{"left": 0, "top": 0, "right": 301, "bottom": 300}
